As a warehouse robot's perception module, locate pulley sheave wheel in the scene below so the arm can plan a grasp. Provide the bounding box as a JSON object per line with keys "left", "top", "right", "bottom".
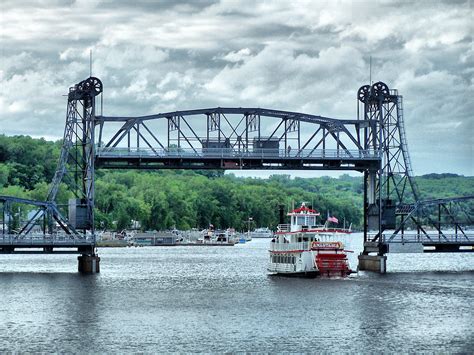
{"left": 85, "top": 77, "right": 103, "bottom": 96}
{"left": 75, "top": 77, "right": 103, "bottom": 97}
{"left": 372, "top": 81, "right": 390, "bottom": 99}
{"left": 357, "top": 85, "right": 371, "bottom": 103}
{"left": 76, "top": 81, "right": 84, "bottom": 92}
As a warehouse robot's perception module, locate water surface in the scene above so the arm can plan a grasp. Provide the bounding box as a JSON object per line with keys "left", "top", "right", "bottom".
{"left": 1, "top": 234, "right": 473, "bottom": 352}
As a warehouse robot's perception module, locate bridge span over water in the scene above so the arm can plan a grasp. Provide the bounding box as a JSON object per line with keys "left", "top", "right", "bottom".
{"left": 1, "top": 77, "right": 472, "bottom": 272}
{"left": 95, "top": 106, "right": 381, "bottom": 171}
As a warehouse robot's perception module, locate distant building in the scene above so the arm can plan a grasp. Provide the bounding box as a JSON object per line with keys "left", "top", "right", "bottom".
{"left": 130, "top": 231, "right": 177, "bottom": 246}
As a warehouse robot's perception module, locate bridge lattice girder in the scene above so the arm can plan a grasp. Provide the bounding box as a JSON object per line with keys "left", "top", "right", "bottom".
{"left": 0, "top": 195, "right": 80, "bottom": 239}
{"left": 387, "top": 195, "right": 474, "bottom": 242}
{"left": 95, "top": 107, "right": 379, "bottom": 171}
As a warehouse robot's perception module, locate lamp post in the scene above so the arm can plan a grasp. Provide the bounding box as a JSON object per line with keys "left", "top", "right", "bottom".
{"left": 247, "top": 217, "right": 253, "bottom": 239}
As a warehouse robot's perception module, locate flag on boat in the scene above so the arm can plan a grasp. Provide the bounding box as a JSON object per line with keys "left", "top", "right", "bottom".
{"left": 327, "top": 216, "right": 339, "bottom": 223}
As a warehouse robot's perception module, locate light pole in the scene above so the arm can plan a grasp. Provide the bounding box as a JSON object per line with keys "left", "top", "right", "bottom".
{"left": 247, "top": 217, "right": 253, "bottom": 238}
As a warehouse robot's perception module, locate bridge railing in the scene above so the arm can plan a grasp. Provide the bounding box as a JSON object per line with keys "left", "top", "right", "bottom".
{"left": 0, "top": 234, "right": 94, "bottom": 246}
{"left": 96, "top": 147, "right": 381, "bottom": 160}
{"left": 374, "top": 233, "right": 473, "bottom": 244}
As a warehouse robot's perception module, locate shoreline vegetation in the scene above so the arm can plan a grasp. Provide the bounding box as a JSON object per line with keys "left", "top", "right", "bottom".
{"left": 1, "top": 134, "right": 473, "bottom": 232}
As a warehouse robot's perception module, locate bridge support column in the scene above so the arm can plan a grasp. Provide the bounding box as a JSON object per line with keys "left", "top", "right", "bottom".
{"left": 358, "top": 254, "right": 387, "bottom": 274}
{"left": 78, "top": 254, "right": 100, "bottom": 273}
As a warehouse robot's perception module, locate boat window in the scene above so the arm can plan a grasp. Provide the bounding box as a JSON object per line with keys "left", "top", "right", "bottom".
{"left": 293, "top": 216, "right": 296, "bottom": 224}
{"left": 297, "top": 216, "right": 305, "bottom": 225}
{"left": 307, "top": 216, "right": 316, "bottom": 226}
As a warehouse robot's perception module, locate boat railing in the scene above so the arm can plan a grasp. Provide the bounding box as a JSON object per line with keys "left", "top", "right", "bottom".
{"left": 277, "top": 224, "right": 290, "bottom": 232}
{"left": 269, "top": 242, "right": 311, "bottom": 252}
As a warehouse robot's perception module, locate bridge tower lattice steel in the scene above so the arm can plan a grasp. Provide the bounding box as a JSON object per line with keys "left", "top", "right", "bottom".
{"left": 358, "top": 81, "right": 420, "bottom": 245}
{"left": 47, "top": 77, "right": 103, "bottom": 239}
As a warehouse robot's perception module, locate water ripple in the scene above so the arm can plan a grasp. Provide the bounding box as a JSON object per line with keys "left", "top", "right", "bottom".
{"left": 0, "top": 237, "right": 473, "bottom": 352}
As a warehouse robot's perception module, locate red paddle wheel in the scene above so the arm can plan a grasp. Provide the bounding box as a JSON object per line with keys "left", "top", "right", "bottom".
{"left": 312, "top": 242, "right": 352, "bottom": 277}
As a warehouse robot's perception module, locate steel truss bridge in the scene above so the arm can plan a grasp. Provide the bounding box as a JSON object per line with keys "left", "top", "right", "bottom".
{"left": 1, "top": 77, "right": 472, "bottom": 268}
{"left": 95, "top": 107, "right": 380, "bottom": 171}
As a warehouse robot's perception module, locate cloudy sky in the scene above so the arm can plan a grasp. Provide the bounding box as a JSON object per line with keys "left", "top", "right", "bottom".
{"left": 0, "top": 0, "right": 472, "bottom": 176}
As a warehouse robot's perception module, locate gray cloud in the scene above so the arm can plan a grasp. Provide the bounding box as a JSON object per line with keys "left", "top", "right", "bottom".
{"left": 0, "top": 0, "right": 472, "bottom": 175}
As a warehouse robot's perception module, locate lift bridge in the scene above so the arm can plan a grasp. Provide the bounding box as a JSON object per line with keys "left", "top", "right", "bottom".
{"left": 1, "top": 77, "right": 472, "bottom": 272}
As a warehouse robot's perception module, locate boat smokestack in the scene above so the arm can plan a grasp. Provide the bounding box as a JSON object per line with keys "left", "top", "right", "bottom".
{"left": 278, "top": 204, "right": 285, "bottom": 224}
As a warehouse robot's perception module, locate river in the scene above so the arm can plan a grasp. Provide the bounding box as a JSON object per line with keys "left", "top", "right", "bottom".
{"left": 0, "top": 234, "right": 473, "bottom": 352}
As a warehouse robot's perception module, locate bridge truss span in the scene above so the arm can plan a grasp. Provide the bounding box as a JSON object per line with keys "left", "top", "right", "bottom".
{"left": 95, "top": 107, "right": 380, "bottom": 171}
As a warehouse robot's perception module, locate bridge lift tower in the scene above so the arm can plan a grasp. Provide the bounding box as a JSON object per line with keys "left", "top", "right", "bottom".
{"left": 357, "top": 82, "right": 473, "bottom": 271}
{"left": 357, "top": 82, "right": 420, "bottom": 271}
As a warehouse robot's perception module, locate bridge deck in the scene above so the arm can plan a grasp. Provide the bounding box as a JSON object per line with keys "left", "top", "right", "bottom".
{"left": 366, "top": 234, "right": 474, "bottom": 253}
{"left": 96, "top": 148, "right": 381, "bottom": 170}
{"left": 0, "top": 235, "right": 95, "bottom": 254}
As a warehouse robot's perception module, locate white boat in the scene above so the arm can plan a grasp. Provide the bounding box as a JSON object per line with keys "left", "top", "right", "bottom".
{"left": 214, "top": 228, "right": 237, "bottom": 244}
{"left": 249, "top": 227, "right": 273, "bottom": 239}
{"left": 196, "top": 228, "right": 236, "bottom": 245}
{"left": 268, "top": 203, "right": 352, "bottom": 277}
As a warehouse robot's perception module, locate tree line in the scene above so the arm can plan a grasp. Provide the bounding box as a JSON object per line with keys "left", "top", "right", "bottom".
{"left": 1, "top": 134, "right": 472, "bottom": 231}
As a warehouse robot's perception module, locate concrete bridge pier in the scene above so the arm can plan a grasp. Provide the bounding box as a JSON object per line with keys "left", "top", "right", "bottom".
{"left": 358, "top": 254, "right": 387, "bottom": 274}
{"left": 78, "top": 254, "right": 100, "bottom": 273}
{"left": 358, "top": 242, "right": 387, "bottom": 273}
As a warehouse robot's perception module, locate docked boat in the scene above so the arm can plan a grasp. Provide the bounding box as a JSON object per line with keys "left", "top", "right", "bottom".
{"left": 249, "top": 227, "right": 273, "bottom": 238}
{"left": 268, "top": 203, "right": 352, "bottom": 277}
{"left": 195, "top": 228, "right": 236, "bottom": 246}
